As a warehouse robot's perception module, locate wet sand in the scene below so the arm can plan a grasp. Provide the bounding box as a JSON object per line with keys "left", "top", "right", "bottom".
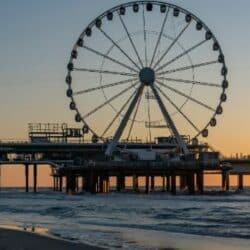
{"left": 0, "top": 228, "right": 105, "bottom": 250}
{"left": 123, "top": 228, "right": 250, "bottom": 250}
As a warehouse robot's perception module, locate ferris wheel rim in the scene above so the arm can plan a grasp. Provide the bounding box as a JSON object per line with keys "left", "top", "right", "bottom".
{"left": 66, "top": 0, "right": 228, "bottom": 143}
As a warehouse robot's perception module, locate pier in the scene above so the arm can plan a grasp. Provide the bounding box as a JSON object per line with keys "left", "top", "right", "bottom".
{"left": 1, "top": 139, "right": 249, "bottom": 195}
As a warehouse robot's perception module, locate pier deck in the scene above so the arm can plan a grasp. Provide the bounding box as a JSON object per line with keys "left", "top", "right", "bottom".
{"left": 0, "top": 142, "right": 249, "bottom": 194}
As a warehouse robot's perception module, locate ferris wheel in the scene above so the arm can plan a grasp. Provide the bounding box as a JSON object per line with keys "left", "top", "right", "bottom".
{"left": 65, "top": 1, "right": 228, "bottom": 156}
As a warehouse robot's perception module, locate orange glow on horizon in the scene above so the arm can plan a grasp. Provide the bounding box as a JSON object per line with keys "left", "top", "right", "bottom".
{"left": 1, "top": 165, "right": 250, "bottom": 188}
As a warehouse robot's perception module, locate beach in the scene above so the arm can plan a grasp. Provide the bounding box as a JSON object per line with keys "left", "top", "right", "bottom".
{"left": 0, "top": 228, "right": 104, "bottom": 250}
{"left": 1, "top": 226, "right": 250, "bottom": 250}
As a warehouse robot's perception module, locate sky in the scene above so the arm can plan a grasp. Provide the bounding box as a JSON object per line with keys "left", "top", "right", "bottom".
{"left": 0, "top": 0, "right": 250, "bottom": 157}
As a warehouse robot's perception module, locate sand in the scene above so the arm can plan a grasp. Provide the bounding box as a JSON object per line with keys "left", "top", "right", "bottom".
{"left": 0, "top": 228, "right": 105, "bottom": 250}
{"left": 1, "top": 225, "right": 250, "bottom": 250}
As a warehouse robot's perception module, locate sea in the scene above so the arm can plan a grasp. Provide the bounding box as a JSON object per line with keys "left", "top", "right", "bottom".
{"left": 0, "top": 188, "right": 250, "bottom": 250}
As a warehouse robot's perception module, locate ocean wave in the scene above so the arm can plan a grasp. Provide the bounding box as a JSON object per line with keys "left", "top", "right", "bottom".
{"left": 1, "top": 189, "right": 250, "bottom": 247}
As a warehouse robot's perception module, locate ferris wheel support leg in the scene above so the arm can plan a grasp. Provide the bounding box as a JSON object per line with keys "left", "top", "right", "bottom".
{"left": 105, "top": 84, "right": 144, "bottom": 158}
{"left": 150, "top": 85, "right": 190, "bottom": 156}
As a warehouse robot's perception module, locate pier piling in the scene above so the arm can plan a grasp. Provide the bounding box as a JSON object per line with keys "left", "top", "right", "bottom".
{"left": 222, "top": 171, "right": 230, "bottom": 191}
{"left": 25, "top": 164, "right": 29, "bottom": 193}
{"left": 196, "top": 170, "right": 204, "bottom": 194}
{"left": 162, "top": 176, "right": 166, "bottom": 192}
{"left": 66, "top": 173, "right": 77, "bottom": 194}
{"left": 150, "top": 176, "right": 155, "bottom": 192}
{"left": 187, "top": 173, "right": 195, "bottom": 194}
{"left": 89, "top": 172, "right": 97, "bottom": 194}
{"left": 180, "top": 176, "right": 187, "bottom": 190}
{"left": 133, "top": 175, "right": 139, "bottom": 192}
{"left": 104, "top": 176, "right": 110, "bottom": 193}
{"left": 99, "top": 175, "right": 104, "bottom": 193}
{"left": 59, "top": 176, "right": 63, "bottom": 192}
{"left": 171, "top": 174, "right": 176, "bottom": 195}
{"left": 238, "top": 174, "right": 244, "bottom": 190}
{"left": 145, "top": 175, "right": 149, "bottom": 194}
{"left": 33, "top": 164, "right": 37, "bottom": 193}
{"left": 116, "top": 176, "right": 120, "bottom": 192}
{"left": 53, "top": 177, "right": 55, "bottom": 191}
{"left": 166, "top": 175, "right": 170, "bottom": 192}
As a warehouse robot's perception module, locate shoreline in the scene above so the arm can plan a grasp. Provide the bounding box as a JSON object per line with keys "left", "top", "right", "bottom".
{"left": 1, "top": 223, "right": 250, "bottom": 250}
{"left": 0, "top": 226, "right": 105, "bottom": 250}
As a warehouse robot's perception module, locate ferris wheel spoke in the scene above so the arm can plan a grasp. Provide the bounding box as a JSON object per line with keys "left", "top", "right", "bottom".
{"left": 156, "top": 85, "right": 200, "bottom": 133}
{"left": 146, "top": 88, "right": 152, "bottom": 142}
{"left": 157, "top": 60, "right": 218, "bottom": 75}
{"left": 155, "top": 40, "right": 207, "bottom": 72}
{"left": 98, "top": 28, "right": 141, "bottom": 71}
{"left": 156, "top": 80, "right": 215, "bottom": 112}
{"left": 153, "top": 22, "right": 191, "bottom": 70}
{"left": 83, "top": 81, "right": 139, "bottom": 119}
{"left": 150, "top": 8, "right": 170, "bottom": 67}
{"left": 150, "top": 85, "right": 189, "bottom": 155}
{"left": 105, "top": 84, "right": 144, "bottom": 157}
{"left": 101, "top": 90, "right": 136, "bottom": 138}
{"left": 127, "top": 90, "right": 143, "bottom": 140}
{"left": 118, "top": 13, "right": 144, "bottom": 68}
{"left": 82, "top": 45, "right": 139, "bottom": 73}
{"left": 74, "top": 67, "right": 137, "bottom": 77}
{"left": 73, "top": 78, "right": 137, "bottom": 96}
{"left": 157, "top": 76, "right": 221, "bottom": 88}
{"left": 142, "top": 6, "right": 148, "bottom": 67}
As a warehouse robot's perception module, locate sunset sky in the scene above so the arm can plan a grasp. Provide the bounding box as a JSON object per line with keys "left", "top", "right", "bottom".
{"left": 0, "top": 0, "right": 250, "bottom": 157}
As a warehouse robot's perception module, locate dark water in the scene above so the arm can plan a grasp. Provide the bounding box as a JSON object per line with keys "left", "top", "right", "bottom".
{"left": 0, "top": 189, "right": 250, "bottom": 249}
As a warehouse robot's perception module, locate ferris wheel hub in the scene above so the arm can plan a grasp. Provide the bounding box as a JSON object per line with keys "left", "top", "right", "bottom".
{"left": 139, "top": 67, "right": 155, "bottom": 86}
